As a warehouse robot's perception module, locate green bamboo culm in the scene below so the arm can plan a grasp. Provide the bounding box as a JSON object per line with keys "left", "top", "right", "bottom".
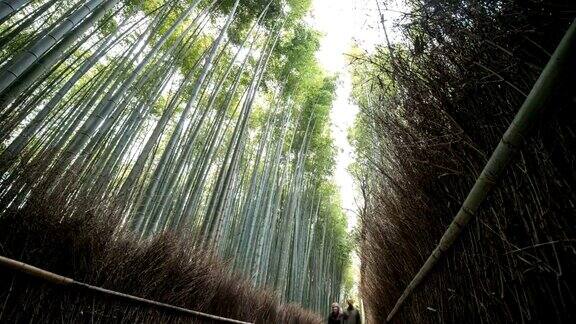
{"left": 0, "top": 0, "right": 30, "bottom": 23}
{"left": 386, "top": 18, "right": 576, "bottom": 323}
{"left": 0, "top": 0, "right": 105, "bottom": 95}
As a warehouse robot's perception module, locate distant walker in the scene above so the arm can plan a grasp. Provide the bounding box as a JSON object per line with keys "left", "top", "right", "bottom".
{"left": 327, "top": 302, "right": 344, "bottom": 324}
{"left": 343, "top": 299, "right": 361, "bottom": 324}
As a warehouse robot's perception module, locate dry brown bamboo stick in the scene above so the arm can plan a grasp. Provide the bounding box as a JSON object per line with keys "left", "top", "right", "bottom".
{"left": 386, "top": 19, "right": 576, "bottom": 322}
{"left": 0, "top": 255, "right": 253, "bottom": 324}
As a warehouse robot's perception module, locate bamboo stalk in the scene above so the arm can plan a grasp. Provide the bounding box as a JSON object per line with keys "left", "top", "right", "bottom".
{"left": 386, "top": 19, "right": 576, "bottom": 322}
{"left": 0, "top": 0, "right": 105, "bottom": 94}
{"left": 0, "top": 255, "right": 253, "bottom": 324}
{"left": 0, "top": 0, "right": 30, "bottom": 22}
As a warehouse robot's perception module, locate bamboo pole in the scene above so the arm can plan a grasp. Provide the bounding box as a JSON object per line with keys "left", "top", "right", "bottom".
{"left": 0, "top": 0, "right": 30, "bottom": 22}
{"left": 0, "top": 255, "right": 253, "bottom": 324}
{"left": 0, "top": 0, "right": 105, "bottom": 94}
{"left": 386, "top": 19, "right": 576, "bottom": 322}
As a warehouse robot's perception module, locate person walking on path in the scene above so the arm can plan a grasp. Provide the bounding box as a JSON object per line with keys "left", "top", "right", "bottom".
{"left": 343, "top": 299, "right": 361, "bottom": 324}
{"left": 327, "top": 302, "right": 344, "bottom": 324}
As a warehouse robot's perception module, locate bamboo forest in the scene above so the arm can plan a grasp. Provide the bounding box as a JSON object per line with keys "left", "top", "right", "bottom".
{"left": 0, "top": 0, "right": 574, "bottom": 323}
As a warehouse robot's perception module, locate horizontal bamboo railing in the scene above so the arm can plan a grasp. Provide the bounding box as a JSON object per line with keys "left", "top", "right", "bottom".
{"left": 0, "top": 255, "right": 253, "bottom": 324}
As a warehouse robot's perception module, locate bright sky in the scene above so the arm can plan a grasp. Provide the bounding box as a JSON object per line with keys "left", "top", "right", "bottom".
{"left": 307, "top": 0, "right": 406, "bottom": 299}
{"left": 307, "top": 0, "right": 404, "bottom": 230}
